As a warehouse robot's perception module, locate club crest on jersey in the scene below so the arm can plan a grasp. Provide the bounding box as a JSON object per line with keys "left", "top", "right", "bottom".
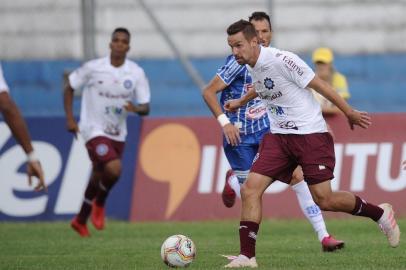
{"left": 123, "top": 79, "right": 133, "bottom": 90}
{"left": 96, "top": 143, "right": 109, "bottom": 156}
{"left": 264, "top": 77, "right": 274, "bottom": 90}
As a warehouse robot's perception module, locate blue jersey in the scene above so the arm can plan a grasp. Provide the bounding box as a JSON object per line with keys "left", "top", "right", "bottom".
{"left": 217, "top": 55, "right": 270, "bottom": 135}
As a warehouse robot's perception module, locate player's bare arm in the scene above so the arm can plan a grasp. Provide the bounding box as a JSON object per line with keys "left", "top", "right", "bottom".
{"left": 63, "top": 81, "right": 79, "bottom": 138}
{"left": 124, "top": 102, "right": 150, "bottom": 116}
{"left": 308, "top": 75, "right": 371, "bottom": 130}
{"left": 203, "top": 75, "right": 241, "bottom": 146}
{"left": 0, "top": 92, "right": 47, "bottom": 192}
{"left": 0, "top": 92, "right": 34, "bottom": 154}
{"left": 224, "top": 86, "right": 258, "bottom": 112}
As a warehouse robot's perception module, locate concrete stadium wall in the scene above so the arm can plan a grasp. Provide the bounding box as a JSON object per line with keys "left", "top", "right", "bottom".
{"left": 0, "top": 0, "right": 405, "bottom": 59}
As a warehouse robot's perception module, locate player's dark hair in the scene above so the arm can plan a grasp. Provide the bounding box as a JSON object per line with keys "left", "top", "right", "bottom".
{"left": 226, "top": 20, "right": 257, "bottom": 40}
{"left": 249, "top": 11, "right": 272, "bottom": 31}
{"left": 112, "top": 27, "right": 131, "bottom": 40}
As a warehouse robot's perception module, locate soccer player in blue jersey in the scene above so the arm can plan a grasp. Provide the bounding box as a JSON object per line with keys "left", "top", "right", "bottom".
{"left": 202, "top": 11, "right": 343, "bottom": 251}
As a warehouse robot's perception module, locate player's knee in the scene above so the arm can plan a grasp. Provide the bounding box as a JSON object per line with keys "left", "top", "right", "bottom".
{"left": 104, "top": 160, "right": 122, "bottom": 180}
{"left": 240, "top": 183, "right": 260, "bottom": 201}
{"left": 313, "top": 195, "right": 333, "bottom": 211}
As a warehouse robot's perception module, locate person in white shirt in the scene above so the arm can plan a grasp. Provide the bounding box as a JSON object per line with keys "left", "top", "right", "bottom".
{"left": 0, "top": 63, "right": 46, "bottom": 192}
{"left": 64, "top": 28, "right": 151, "bottom": 237}
{"left": 203, "top": 11, "right": 343, "bottom": 251}
{"left": 222, "top": 20, "right": 400, "bottom": 268}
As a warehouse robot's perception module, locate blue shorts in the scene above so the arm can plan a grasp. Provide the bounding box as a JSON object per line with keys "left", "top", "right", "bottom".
{"left": 223, "top": 128, "right": 269, "bottom": 183}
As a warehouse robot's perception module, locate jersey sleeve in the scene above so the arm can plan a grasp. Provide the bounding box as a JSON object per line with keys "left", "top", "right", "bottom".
{"left": 0, "top": 64, "right": 10, "bottom": 93}
{"left": 134, "top": 68, "right": 151, "bottom": 104}
{"left": 278, "top": 51, "right": 315, "bottom": 89}
{"left": 333, "top": 72, "right": 350, "bottom": 99}
{"left": 68, "top": 62, "right": 92, "bottom": 91}
{"left": 216, "top": 55, "right": 245, "bottom": 85}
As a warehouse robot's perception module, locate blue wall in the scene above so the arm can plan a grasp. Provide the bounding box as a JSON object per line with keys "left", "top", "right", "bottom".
{"left": 2, "top": 54, "right": 405, "bottom": 117}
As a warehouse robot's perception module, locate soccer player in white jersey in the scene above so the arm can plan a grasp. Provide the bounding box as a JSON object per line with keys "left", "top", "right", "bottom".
{"left": 223, "top": 20, "right": 400, "bottom": 268}
{"left": 0, "top": 63, "right": 46, "bottom": 191}
{"left": 64, "top": 28, "right": 151, "bottom": 237}
{"left": 203, "top": 11, "right": 343, "bottom": 251}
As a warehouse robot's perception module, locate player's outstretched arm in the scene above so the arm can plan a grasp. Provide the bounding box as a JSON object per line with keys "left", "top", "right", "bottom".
{"left": 308, "top": 75, "right": 371, "bottom": 130}
{"left": 63, "top": 81, "right": 79, "bottom": 138}
{"left": 202, "top": 75, "right": 240, "bottom": 146}
{"left": 0, "top": 92, "right": 47, "bottom": 192}
{"left": 224, "top": 85, "right": 258, "bottom": 112}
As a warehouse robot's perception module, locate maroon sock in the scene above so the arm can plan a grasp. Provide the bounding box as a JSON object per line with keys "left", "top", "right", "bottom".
{"left": 95, "top": 177, "right": 118, "bottom": 206}
{"left": 77, "top": 180, "right": 98, "bottom": 224}
{"left": 351, "top": 195, "right": 384, "bottom": 222}
{"left": 239, "top": 221, "right": 259, "bottom": 258}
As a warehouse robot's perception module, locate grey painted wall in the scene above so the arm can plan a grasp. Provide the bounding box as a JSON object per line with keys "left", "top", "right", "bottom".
{"left": 0, "top": 0, "right": 405, "bottom": 59}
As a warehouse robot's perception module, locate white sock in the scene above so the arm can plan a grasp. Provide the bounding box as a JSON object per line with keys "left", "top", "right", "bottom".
{"left": 291, "top": 180, "right": 329, "bottom": 242}
{"left": 228, "top": 174, "right": 241, "bottom": 198}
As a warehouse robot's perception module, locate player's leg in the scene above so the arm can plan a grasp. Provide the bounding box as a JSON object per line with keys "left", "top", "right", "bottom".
{"left": 225, "top": 133, "right": 289, "bottom": 268}
{"left": 79, "top": 136, "right": 124, "bottom": 230}
{"left": 222, "top": 140, "right": 257, "bottom": 207}
{"left": 92, "top": 158, "right": 122, "bottom": 229}
{"left": 289, "top": 166, "right": 344, "bottom": 251}
{"left": 309, "top": 180, "right": 400, "bottom": 247}
{"left": 71, "top": 168, "right": 101, "bottom": 237}
{"left": 300, "top": 133, "right": 400, "bottom": 247}
{"left": 225, "top": 172, "right": 272, "bottom": 268}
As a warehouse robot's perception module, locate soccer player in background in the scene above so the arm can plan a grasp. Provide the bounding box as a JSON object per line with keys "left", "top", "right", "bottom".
{"left": 222, "top": 20, "right": 400, "bottom": 268}
{"left": 0, "top": 63, "right": 46, "bottom": 191}
{"left": 64, "top": 28, "right": 151, "bottom": 237}
{"left": 312, "top": 47, "right": 350, "bottom": 116}
{"left": 202, "top": 11, "right": 344, "bottom": 252}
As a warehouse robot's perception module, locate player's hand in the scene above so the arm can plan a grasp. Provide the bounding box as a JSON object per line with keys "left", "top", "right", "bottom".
{"left": 124, "top": 101, "right": 135, "bottom": 112}
{"left": 346, "top": 110, "right": 371, "bottom": 130}
{"left": 66, "top": 118, "right": 79, "bottom": 139}
{"left": 224, "top": 99, "right": 242, "bottom": 112}
{"left": 223, "top": 123, "right": 241, "bottom": 146}
{"left": 402, "top": 160, "right": 406, "bottom": 170}
{"left": 27, "top": 160, "right": 47, "bottom": 192}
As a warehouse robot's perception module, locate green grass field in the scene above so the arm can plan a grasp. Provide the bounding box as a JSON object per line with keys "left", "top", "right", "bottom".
{"left": 0, "top": 218, "right": 404, "bottom": 270}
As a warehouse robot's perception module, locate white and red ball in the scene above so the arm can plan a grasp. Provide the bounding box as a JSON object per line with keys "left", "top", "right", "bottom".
{"left": 161, "top": 234, "right": 196, "bottom": 267}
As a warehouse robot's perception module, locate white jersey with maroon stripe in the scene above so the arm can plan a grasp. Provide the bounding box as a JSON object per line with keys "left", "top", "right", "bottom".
{"left": 69, "top": 56, "right": 151, "bottom": 142}
{"left": 247, "top": 47, "right": 327, "bottom": 134}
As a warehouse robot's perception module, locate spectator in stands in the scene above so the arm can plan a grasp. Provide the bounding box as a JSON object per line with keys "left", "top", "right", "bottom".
{"left": 64, "top": 27, "right": 151, "bottom": 237}
{"left": 0, "top": 63, "right": 46, "bottom": 191}
{"left": 312, "top": 47, "right": 350, "bottom": 116}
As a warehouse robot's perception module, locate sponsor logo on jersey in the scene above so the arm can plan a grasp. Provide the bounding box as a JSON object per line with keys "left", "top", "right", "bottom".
{"left": 269, "top": 91, "right": 282, "bottom": 101}
{"left": 278, "top": 121, "right": 298, "bottom": 130}
{"left": 123, "top": 79, "right": 133, "bottom": 90}
{"left": 268, "top": 105, "right": 285, "bottom": 116}
{"left": 96, "top": 143, "right": 109, "bottom": 156}
{"left": 264, "top": 77, "right": 274, "bottom": 90}
{"left": 282, "top": 55, "right": 304, "bottom": 76}
{"left": 246, "top": 103, "right": 267, "bottom": 120}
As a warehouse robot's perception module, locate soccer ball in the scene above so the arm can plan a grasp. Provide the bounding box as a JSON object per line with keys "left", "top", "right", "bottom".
{"left": 161, "top": 234, "right": 196, "bottom": 267}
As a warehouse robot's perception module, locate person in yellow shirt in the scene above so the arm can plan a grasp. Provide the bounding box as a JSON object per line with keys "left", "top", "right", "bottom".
{"left": 312, "top": 47, "right": 350, "bottom": 116}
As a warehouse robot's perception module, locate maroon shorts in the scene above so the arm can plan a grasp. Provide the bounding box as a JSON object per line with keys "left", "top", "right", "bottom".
{"left": 85, "top": 136, "right": 125, "bottom": 170}
{"left": 251, "top": 133, "right": 335, "bottom": 185}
